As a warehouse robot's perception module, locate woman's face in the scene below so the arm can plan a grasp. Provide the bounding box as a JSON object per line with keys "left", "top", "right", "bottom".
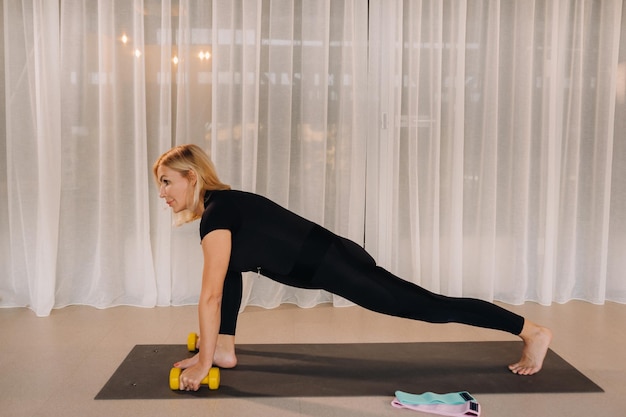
{"left": 156, "top": 165, "right": 194, "bottom": 213}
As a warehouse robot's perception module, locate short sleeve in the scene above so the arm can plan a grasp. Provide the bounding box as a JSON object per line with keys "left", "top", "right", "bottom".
{"left": 199, "top": 193, "right": 241, "bottom": 241}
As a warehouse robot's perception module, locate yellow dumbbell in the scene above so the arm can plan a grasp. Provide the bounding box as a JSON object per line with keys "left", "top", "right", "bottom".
{"left": 169, "top": 366, "right": 220, "bottom": 390}
{"left": 187, "top": 332, "right": 199, "bottom": 352}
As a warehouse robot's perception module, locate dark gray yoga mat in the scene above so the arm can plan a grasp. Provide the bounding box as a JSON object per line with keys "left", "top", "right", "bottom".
{"left": 95, "top": 342, "right": 602, "bottom": 399}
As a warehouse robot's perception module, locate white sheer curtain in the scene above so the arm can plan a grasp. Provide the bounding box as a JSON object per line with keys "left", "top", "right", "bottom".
{"left": 366, "top": 0, "right": 626, "bottom": 305}
{"left": 1, "top": 0, "right": 62, "bottom": 315}
{"left": 0, "top": 0, "right": 624, "bottom": 317}
{"left": 0, "top": 0, "right": 368, "bottom": 316}
{"left": 161, "top": 0, "right": 368, "bottom": 308}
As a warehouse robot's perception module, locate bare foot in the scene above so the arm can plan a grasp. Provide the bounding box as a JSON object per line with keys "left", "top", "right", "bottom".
{"left": 509, "top": 320, "right": 553, "bottom": 375}
{"left": 214, "top": 349, "right": 237, "bottom": 368}
{"left": 213, "top": 334, "right": 238, "bottom": 368}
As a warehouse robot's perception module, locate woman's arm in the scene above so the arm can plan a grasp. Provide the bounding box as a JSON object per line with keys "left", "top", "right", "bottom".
{"left": 176, "top": 229, "right": 231, "bottom": 391}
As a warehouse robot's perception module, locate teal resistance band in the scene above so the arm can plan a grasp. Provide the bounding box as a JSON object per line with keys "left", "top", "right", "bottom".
{"left": 391, "top": 391, "right": 480, "bottom": 417}
{"left": 394, "top": 390, "right": 476, "bottom": 405}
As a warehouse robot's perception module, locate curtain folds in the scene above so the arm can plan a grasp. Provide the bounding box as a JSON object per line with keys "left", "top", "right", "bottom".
{"left": 1, "top": 0, "right": 62, "bottom": 316}
{"left": 366, "top": 0, "right": 626, "bottom": 305}
{"left": 1, "top": 0, "right": 624, "bottom": 317}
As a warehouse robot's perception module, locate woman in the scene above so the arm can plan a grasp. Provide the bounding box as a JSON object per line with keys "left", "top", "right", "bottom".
{"left": 153, "top": 144, "right": 552, "bottom": 391}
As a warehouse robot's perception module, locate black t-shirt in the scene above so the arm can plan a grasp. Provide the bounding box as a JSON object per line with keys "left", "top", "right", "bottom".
{"left": 200, "top": 190, "right": 318, "bottom": 279}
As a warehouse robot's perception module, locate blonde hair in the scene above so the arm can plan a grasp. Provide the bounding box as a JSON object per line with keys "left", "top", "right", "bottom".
{"left": 153, "top": 144, "right": 230, "bottom": 225}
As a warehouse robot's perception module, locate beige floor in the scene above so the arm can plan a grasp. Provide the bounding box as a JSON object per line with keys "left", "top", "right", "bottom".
{"left": 0, "top": 301, "right": 624, "bottom": 417}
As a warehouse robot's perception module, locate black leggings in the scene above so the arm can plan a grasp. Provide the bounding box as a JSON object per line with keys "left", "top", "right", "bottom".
{"left": 219, "top": 232, "right": 524, "bottom": 336}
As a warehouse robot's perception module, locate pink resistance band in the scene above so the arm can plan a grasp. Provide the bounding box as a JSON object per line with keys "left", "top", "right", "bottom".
{"left": 391, "top": 391, "right": 481, "bottom": 417}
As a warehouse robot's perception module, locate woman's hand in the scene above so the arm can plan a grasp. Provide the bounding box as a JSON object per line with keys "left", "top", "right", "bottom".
{"left": 173, "top": 355, "right": 211, "bottom": 391}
